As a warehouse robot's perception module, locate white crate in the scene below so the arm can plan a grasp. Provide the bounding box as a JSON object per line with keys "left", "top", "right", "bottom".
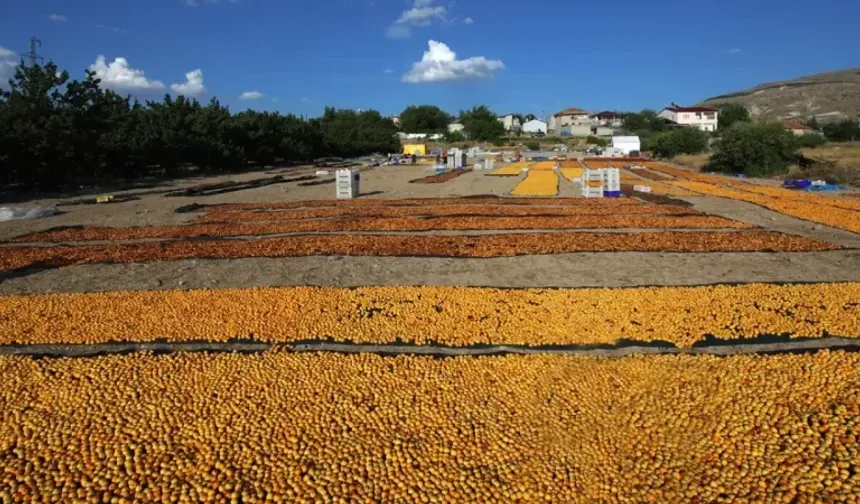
{"left": 582, "top": 186, "right": 604, "bottom": 198}
{"left": 336, "top": 168, "right": 360, "bottom": 199}
{"left": 602, "top": 168, "right": 620, "bottom": 182}
{"left": 584, "top": 168, "right": 603, "bottom": 181}
{"left": 446, "top": 148, "right": 458, "bottom": 169}
{"left": 633, "top": 185, "right": 652, "bottom": 193}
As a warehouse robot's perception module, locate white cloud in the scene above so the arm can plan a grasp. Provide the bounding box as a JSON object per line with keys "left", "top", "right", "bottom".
{"left": 271, "top": 97, "right": 278, "bottom": 103}
{"left": 0, "top": 46, "right": 18, "bottom": 85}
{"left": 384, "top": 68, "right": 394, "bottom": 74}
{"left": 97, "top": 23, "right": 128, "bottom": 34}
{"left": 49, "top": 14, "right": 68, "bottom": 22}
{"left": 88, "top": 55, "right": 165, "bottom": 92}
{"left": 403, "top": 40, "right": 504, "bottom": 83}
{"left": 727, "top": 48, "right": 741, "bottom": 54}
{"left": 300, "top": 97, "right": 310, "bottom": 103}
{"left": 397, "top": 5, "right": 446, "bottom": 25}
{"left": 385, "top": 24, "right": 411, "bottom": 39}
{"left": 386, "top": 0, "right": 446, "bottom": 38}
{"left": 464, "top": 17, "right": 474, "bottom": 24}
{"left": 170, "top": 69, "right": 206, "bottom": 96}
{"left": 240, "top": 90, "right": 264, "bottom": 100}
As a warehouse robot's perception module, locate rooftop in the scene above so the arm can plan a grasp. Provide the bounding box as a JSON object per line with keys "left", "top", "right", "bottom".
{"left": 664, "top": 105, "right": 717, "bottom": 113}
{"left": 554, "top": 107, "right": 588, "bottom": 116}
{"left": 785, "top": 120, "right": 813, "bottom": 130}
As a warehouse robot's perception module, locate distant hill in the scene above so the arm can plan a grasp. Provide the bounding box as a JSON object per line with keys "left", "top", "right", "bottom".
{"left": 700, "top": 68, "right": 860, "bottom": 123}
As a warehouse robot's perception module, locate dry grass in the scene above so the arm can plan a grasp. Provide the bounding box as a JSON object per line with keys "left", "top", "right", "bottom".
{"left": 802, "top": 142, "right": 860, "bottom": 168}
{"left": 798, "top": 142, "right": 860, "bottom": 186}
{"left": 670, "top": 153, "right": 711, "bottom": 171}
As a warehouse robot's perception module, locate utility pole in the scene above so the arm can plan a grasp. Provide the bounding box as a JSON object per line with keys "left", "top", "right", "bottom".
{"left": 23, "top": 37, "right": 43, "bottom": 66}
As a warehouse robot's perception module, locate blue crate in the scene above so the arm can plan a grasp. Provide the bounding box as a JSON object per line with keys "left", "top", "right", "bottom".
{"left": 603, "top": 190, "right": 622, "bottom": 198}
{"left": 783, "top": 179, "right": 811, "bottom": 189}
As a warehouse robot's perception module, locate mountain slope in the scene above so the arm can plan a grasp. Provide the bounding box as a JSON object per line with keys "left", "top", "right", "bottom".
{"left": 701, "top": 68, "right": 860, "bottom": 122}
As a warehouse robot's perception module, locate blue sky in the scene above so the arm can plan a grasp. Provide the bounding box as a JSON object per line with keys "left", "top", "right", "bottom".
{"left": 1, "top": 0, "right": 858, "bottom": 118}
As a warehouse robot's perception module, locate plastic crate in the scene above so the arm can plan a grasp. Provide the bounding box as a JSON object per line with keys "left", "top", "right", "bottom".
{"left": 783, "top": 179, "right": 811, "bottom": 189}
{"left": 604, "top": 190, "right": 622, "bottom": 198}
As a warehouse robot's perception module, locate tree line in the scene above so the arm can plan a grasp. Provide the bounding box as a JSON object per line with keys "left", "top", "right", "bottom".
{"left": 0, "top": 62, "right": 400, "bottom": 188}
{"left": 398, "top": 104, "right": 506, "bottom": 142}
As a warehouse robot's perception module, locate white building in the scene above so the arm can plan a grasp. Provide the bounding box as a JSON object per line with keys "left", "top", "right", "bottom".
{"left": 522, "top": 119, "right": 547, "bottom": 135}
{"left": 548, "top": 107, "right": 591, "bottom": 134}
{"left": 611, "top": 136, "right": 641, "bottom": 155}
{"left": 657, "top": 105, "right": 719, "bottom": 132}
{"left": 591, "top": 111, "right": 624, "bottom": 128}
{"left": 447, "top": 123, "right": 465, "bottom": 134}
{"left": 497, "top": 114, "right": 522, "bottom": 131}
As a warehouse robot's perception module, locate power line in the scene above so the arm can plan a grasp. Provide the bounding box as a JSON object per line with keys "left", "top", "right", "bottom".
{"left": 22, "top": 37, "right": 44, "bottom": 66}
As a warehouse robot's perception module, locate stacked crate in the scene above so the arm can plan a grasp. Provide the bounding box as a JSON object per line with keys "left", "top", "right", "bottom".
{"left": 446, "top": 148, "right": 458, "bottom": 169}
{"left": 603, "top": 168, "right": 621, "bottom": 197}
{"left": 336, "top": 168, "right": 361, "bottom": 199}
{"left": 581, "top": 168, "right": 604, "bottom": 198}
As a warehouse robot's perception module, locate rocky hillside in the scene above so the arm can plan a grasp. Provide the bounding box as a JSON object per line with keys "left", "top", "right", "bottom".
{"left": 701, "top": 68, "right": 860, "bottom": 123}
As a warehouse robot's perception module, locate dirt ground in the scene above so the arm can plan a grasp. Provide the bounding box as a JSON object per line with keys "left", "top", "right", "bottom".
{"left": 0, "top": 164, "right": 858, "bottom": 295}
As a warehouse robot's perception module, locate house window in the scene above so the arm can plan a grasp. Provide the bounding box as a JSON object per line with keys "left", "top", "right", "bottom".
{"left": 683, "top": 114, "right": 690, "bottom": 120}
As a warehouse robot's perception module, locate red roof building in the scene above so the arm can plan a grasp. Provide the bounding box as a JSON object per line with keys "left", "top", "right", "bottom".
{"left": 784, "top": 120, "right": 812, "bottom": 131}
{"left": 785, "top": 120, "right": 821, "bottom": 136}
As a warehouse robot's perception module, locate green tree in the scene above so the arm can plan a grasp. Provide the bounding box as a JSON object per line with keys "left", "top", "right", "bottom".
{"left": 586, "top": 135, "right": 608, "bottom": 147}
{"left": 822, "top": 120, "right": 860, "bottom": 142}
{"left": 445, "top": 130, "right": 466, "bottom": 142}
{"left": 0, "top": 62, "right": 401, "bottom": 189}
{"left": 645, "top": 127, "right": 709, "bottom": 158}
{"left": 805, "top": 117, "right": 820, "bottom": 131}
{"left": 713, "top": 103, "right": 750, "bottom": 130}
{"left": 709, "top": 122, "right": 799, "bottom": 176}
{"left": 795, "top": 133, "right": 827, "bottom": 149}
{"left": 524, "top": 113, "right": 537, "bottom": 122}
{"left": 460, "top": 105, "right": 505, "bottom": 142}
{"left": 622, "top": 109, "right": 666, "bottom": 134}
{"left": 320, "top": 107, "right": 400, "bottom": 158}
{"left": 398, "top": 105, "right": 451, "bottom": 133}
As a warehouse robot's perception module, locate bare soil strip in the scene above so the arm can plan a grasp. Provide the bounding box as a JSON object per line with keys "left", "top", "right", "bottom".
{"left": 195, "top": 203, "right": 700, "bottom": 223}
{"left": 2, "top": 337, "right": 857, "bottom": 358}
{"left": 0, "top": 231, "right": 840, "bottom": 273}
{"left": 9, "top": 215, "right": 751, "bottom": 243}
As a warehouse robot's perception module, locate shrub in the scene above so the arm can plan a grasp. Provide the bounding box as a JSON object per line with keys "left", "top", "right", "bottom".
{"left": 708, "top": 122, "right": 799, "bottom": 176}
{"left": 525, "top": 141, "right": 541, "bottom": 151}
{"left": 712, "top": 103, "right": 750, "bottom": 130}
{"left": 795, "top": 134, "right": 827, "bottom": 149}
{"left": 445, "top": 130, "right": 466, "bottom": 142}
{"left": 646, "top": 128, "right": 709, "bottom": 158}
{"left": 586, "top": 136, "right": 608, "bottom": 147}
{"left": 787, "top": 163, "right": 860, "bottom": 186}
{"left": 822, "top": 120, "right": 860, "bottom": 142}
